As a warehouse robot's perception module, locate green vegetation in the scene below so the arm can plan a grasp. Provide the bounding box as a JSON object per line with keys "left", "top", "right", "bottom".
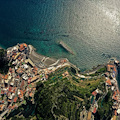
{"left": 97, "top": 67, "right": 107, "bottom": 73}
{"left": 0, "top": 49, "right": 9, "bottom": 74}
{"left": 90, "top": 66, "right": 107, "bottom": 76}
{"left": 34, "top": 67, "right": 105, "bottom": 120}
{"left": 6, "top": 99, "right": 36, "bottom": 120}
{"left": 95, "top": 90, "right": 113, "bottom": 120}
{"left": 7, "top": 66, "right": 110, "bottom": 120}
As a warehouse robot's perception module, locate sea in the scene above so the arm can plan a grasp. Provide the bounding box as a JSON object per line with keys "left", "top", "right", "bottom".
{"left": 1, "top": 0, "right": 120, "bottom": 71}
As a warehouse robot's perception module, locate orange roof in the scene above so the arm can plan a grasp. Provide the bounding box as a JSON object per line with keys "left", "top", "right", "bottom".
{"left": 113, "top": 96, "right": 118, "bottom": 101}
{"left": 117, "top": 90, "right": 119, "bottom": 94}
{"left": 0, "top": 104, "right": 4, "bottom": 111}
{"left": 2, "top": 75, "right": 4, "bottom": 79}
{"left": 92, "top": 91, "right": 97, "bottom": 96}
{"left": 114, "top": 91, "right": 116, "bottom": 96}
{"left": 20, "top": 90, "right": 24, "bottom": 95}
{"left": 29, "top": 92, "right": 33, "bottom": 97}
{"left": 16, "top": 68, "right": 23, "bottom": 74}
{"left": 114, "top": 67, "right": 117, "bottom": 72}
{"left": 61, "top": 59, "right": 67, "bottom": 63}
{"left": 8, "top": 99, "right": 12, "bottom": 102}
{"left": 4, "top": 75, "right": 8, "bottom": 80}
{"left": 33, "top": 66, "right": 38, "bottom": 71}
{"left": 107, "top": 64, "right": 114, "bottom": 68}
{"left": 93, "top": 108, "right": 96, "bottom": 114}
{"left": 114, "top": 110, "right": 117, "bottom": 116}
{"left": 106, "top": 79, "right": 112, "bottom": 86}
{"left": 19, "top": 44, "right": 25, "bottom": 51}
{"left": 23, "top": 43, "right": 27, "bottom": 47}
{"left": 107, "top": 64, "right": 114, "bottom": 71}
{"left": 11, "top": 105, "right": 16, "bottom": 110}
{"left": 14, "top": 97, "right": 18, "bottom": 102}
{"left": 31, "top": 83, "right": 35, "bottom": 86}
{"left": 45, "top": 75, "right": 48, "bottom": 79}
{"left": 113, "top": 91, "right": 118, "bottom": 101}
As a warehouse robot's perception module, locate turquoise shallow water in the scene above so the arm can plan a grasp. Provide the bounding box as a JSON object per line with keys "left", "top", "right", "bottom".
{"left": 1, "top": 0, "right": 120, "bottom": 71}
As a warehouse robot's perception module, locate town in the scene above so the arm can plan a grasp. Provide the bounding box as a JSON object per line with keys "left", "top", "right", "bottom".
{"left": 0, "top": 43, "right": 120, "bottom": 120}
{"left": 0, "top": 43, "right": 71, "bottom": 119}
{"left": 83, "top": 59, "right": 120, "bottom": 120}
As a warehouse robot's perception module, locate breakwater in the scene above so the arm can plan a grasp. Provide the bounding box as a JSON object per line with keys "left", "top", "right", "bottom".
{"left": 59, "top": 41, "right": 74, "bottom": 55}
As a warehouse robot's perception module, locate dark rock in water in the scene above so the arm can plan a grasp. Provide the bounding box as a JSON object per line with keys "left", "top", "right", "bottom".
{"left": 61, "top": 35, "right": 69, "bottom": 37}
{"left": 102, "top": 53, "right": 105, "bottom": 56}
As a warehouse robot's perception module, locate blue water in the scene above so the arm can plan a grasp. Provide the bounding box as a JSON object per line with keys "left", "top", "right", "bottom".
{"left": 1, "top": 0, "right": 120, "bottom": 71}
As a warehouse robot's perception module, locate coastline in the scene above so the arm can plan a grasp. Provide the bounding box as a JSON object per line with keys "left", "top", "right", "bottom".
{"left": 3, "top": 43, "right": 120, "bottom": 119}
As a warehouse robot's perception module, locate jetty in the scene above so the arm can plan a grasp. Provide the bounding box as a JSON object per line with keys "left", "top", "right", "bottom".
{"left": 59, "top": 41, "right": 74, "bottom": 55}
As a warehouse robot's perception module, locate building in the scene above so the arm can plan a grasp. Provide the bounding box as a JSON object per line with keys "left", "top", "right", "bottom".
{"left": 13, "top": 97, "right": 18, "bottom": 103}
{"left": 106, "top": 79, "right": 112, "bottom": 86}
{"left": 30, "top": 75, "right": 39, "bottom": 83}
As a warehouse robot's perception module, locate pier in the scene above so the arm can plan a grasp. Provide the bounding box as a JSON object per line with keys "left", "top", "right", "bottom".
{"left": 59, "top": 41, "right": 74, "bottom": 55}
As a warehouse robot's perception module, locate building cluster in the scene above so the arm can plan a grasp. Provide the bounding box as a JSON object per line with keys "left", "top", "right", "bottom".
{"left": 85, "top": 59, "right": 120, "bottom": 120}
{"left": 0, "top": 43, "right": 71, "bottom": 119}
{"left": 0, "top": 43, "right": 46, "bottom": 116}
{"left": 105, "top": 61, "right": 120, "bottom": 120}
{"left": 86, "top": 88, "right": 102, "bottom": 120}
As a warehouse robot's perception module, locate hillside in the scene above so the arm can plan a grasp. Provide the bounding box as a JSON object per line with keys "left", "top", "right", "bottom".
{"left": 34, "top": 66, "right": 107, "bottom": 120}
{"left": 6, "top": 66, "right": 114, "bottom": 120}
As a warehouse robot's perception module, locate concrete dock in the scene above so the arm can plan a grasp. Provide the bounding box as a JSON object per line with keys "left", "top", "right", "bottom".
{"left": 59, "top": 41, "right": 74, "bottom": 55}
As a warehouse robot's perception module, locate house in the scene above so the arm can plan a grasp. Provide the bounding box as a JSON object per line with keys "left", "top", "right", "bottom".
{"left": 92, "top": 107, "right": 97, "bottom": 114}
{"left": 114, "top": 110, "right": 117, "bottom": 116}
{"left": 107, "top": 64, "right": 114, "bottom": 72}
{"left": 13, "top": 97, "right": 18, "bottom": 103}
{"left": 8, "top": 99, "right": 12, "bottom": 103}
{"left": 28, "top": 77, "right": 32, "bottom": 84}
{"left": 19, "top": 44, "right": 25, "bottom": 51}
{"left": 14, "top": 52, "right": 20, "bottom": 60}
{"left": 0, "top": 104, "right": 5, "bottom": 111}
{"left": 25, "top": 59, "right": 35, "bottom": 67}
{"left": 62, "top": 71, "right": 69, "bottom": 77}
{"left": 106, "top": 79, "right": 112, "bottom": 86}
{"left": 23, "top": 43, "right": 27, "bottom": 48}
{"left": 4, "top": 75, "right": 8, "bottom": 80}
{"left": 113, "top": 91, "right": 118, "bottom": 101}
{"left": 29, "top": 92, "right": 33, "bottom": 97}
{"left": 30, "top": 75, "right": 39, "bottom": 83}
{"left": 92, "top": 91, "right": 97, "bottom": 96}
